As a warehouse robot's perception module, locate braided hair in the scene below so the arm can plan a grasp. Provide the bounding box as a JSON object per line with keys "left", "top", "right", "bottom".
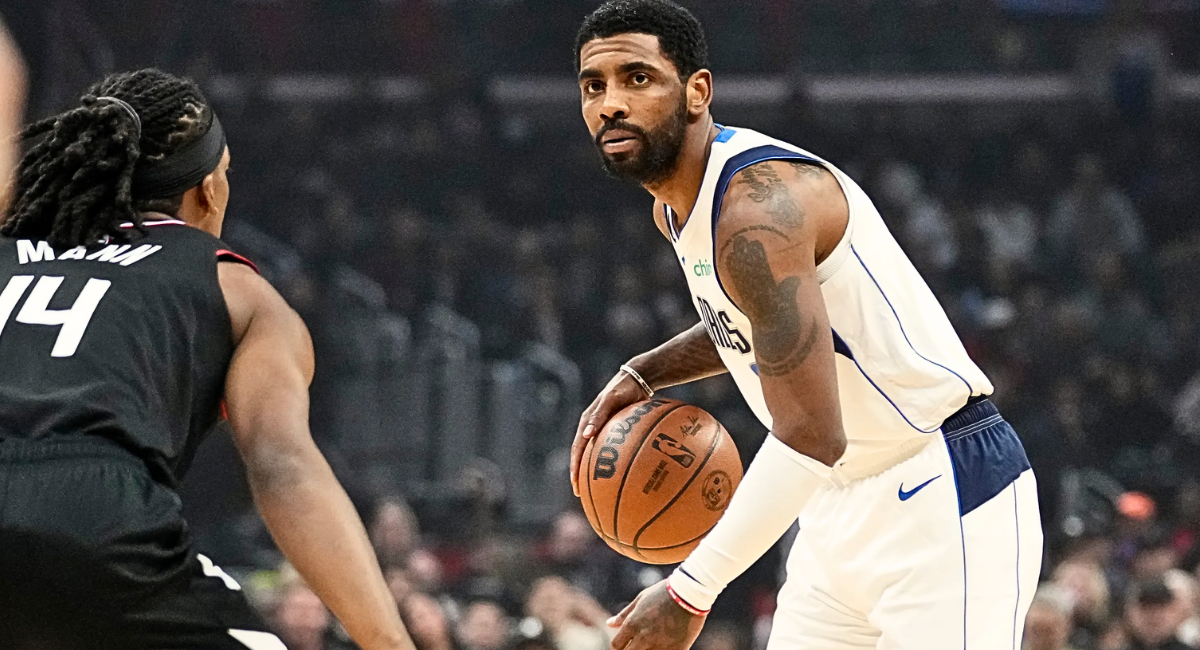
{"left": 2, "top": 69, "right": 214, "bottom": 248}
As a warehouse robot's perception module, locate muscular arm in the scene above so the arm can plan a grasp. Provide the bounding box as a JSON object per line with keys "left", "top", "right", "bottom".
{"left": 627, "top": 321, "right": 727, "bottom": 391}
{"left": 219, "top": 262, "right": 414, "bottom": 650}
{"left": 715, "top": 160, "right": 846, "bottom": 463}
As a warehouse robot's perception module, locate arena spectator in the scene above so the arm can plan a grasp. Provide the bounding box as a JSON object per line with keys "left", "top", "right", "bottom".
{"left": 1024, "top": 585, "right": 1078, "bottom": 650}
{"left": 524, "top": 576, "right": 611, "bottom": 650}
{"left": 1121, "top": 575, "right": 1195, "bottom": 650}
{"left": 457, "top": 601, "right": 512, "bottom": 650}
{"left": 400, "top": 593, "right": 455, "bottom": 650}
{"left": 273, "top": 576, "right": 333, "bottom": 650}
{"left": 369, "top": 496, "right": 422, "bottom": 570}
{"left": 1054, "top": 560, "right": 1116, "bottom": 649}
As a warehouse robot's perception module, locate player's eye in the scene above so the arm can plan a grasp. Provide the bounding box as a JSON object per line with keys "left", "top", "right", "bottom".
{"left": 631, "top": 73, "right": 650, "bottom": 85}
{"left": 584, "top": 80, "right": 604, "bottom": 94}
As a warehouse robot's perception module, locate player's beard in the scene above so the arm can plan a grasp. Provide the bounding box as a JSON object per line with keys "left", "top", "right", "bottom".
{"left": 594, "top": 96, "right": 688, "bottom": 186}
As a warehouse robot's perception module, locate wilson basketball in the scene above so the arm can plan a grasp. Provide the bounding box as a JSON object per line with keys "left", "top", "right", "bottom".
{"left": 579, "top": 399, "right": 742, "bottom": 564}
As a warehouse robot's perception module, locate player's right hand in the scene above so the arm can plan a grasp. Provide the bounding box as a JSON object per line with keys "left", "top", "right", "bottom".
{"left": 571, "top": 369, "right": 649, "bottom": 496}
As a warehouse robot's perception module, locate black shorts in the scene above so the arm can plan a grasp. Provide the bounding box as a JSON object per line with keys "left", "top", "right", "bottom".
{"left": 0, "top": 436, "right": 284, "bottom": 650}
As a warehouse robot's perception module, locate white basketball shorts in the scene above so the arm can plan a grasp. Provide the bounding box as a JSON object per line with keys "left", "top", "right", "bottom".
{"left": 767, "top": 399, "right": 1043, "bottom": 650}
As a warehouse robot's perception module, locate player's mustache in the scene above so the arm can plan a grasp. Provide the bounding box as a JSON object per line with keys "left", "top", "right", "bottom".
{"left": 595, "top": 120, "right": 648, "bottom": 147}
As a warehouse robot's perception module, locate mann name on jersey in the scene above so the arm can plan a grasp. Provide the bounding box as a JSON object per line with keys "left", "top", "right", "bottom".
{"left": 15, "top": 239, "right": 162, "bottom": 267}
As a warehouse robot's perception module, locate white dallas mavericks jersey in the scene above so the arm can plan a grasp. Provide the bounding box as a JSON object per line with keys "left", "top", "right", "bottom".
{"left": 667, "top": 126, "right": 992, "bottom": 463}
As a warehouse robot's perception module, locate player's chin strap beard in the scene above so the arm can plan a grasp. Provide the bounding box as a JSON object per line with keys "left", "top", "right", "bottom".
{"left": 131, "top": 112, "right": 227, "bottom": 199}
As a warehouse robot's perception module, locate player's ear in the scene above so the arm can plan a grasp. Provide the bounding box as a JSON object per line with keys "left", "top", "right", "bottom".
{"left": 198, "top": 172, "right": 218, "bottom": 216}
{"left": 686, "top": 69, "right": 713, "bottom": 117}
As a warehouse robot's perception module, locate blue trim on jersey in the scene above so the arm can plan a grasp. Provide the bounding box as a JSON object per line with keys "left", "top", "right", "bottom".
{"left": 944, "top": 434, "right": 968, "bottom": 650}
{"left": 843, "top": 352, "right": 942, "bottom": 434}
{"left": 831, "top": 329, "right": 854, "bottom": 360}
{"left": 665, "top": 128, "right": 737, "bottom": 244}
{"left": 665, "top": 205, "right": 680, "bottom": 242}
{"left": 708, "top": 145, "right": 823, "bottom": 306}
{"left": 849, "top": 245, "right": 976, "bottom": 396}
{"left": 1011, "top": 487, "right": 1021, "bottom": 649}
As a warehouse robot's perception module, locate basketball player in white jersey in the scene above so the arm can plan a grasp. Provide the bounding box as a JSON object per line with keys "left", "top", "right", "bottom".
{"left": 567, "top": 2, "right": 1043, "bottom": 649}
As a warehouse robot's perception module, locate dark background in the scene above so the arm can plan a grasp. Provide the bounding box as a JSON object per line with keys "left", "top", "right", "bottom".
{"left": 5, "top": 1, "right": 1200, "bottom": 649}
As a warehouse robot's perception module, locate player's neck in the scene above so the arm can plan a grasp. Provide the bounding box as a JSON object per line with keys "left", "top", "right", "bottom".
{"left": 175, "top": 203, "right": 224, "bottom": 238}
{"left": 644, "top": 119, "right": 720, "bottom": 230}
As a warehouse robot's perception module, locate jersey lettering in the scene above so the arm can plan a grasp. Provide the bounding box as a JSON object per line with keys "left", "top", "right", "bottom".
{"left": 16, "top": 240, "right": 54, "bottom": 264}
{"left": 58, "top": 246, "right": 87, "bottom": 261}
{"left": 696, "top": 297, "right": 751, "bottom": 355}
{"left": 1, "top": 275, "right": 112, "bottom": 357}
{"left": 15, "top": 240, "right": 162, "bottom": 267}
{"left": 718, "top": 311, "right": 751, "bottom": 354}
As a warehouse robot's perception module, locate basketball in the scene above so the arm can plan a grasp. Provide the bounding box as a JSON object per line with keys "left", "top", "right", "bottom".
{"left": 579, "top": 398, "right": 742, "bottom": 564}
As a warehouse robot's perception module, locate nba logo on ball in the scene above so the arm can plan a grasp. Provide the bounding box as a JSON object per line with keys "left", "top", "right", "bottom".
{"left": 579, "top": 399, "right": 743, "bottom": 564}
{"left": 702, "top": 471, "right": 732, "bottom": 511}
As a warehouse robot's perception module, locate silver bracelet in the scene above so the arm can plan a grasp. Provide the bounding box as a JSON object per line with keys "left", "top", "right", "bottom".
{"left": 620, "top": 364, "right": 655, "bottom": 398}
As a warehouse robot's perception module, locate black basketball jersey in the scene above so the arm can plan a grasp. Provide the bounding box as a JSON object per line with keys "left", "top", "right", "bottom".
{"left": 0, "top": 219, "right": 253, "bottom": 486}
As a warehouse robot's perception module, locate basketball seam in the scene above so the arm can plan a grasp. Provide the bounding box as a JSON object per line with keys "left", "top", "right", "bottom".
{"left": 636, "top": 527, "right": 715, "bottom": 551}
{"left": 585, "top": 427, "right": 603, "bottom": 535}
{"left": 596, "top": 529, "right": 707, "bottom": 557}
{"left": 631, "top": 423, "right": 725, "bottom": 559}
{"left": 611, "top": 403, "right": 687, "bottom": 545}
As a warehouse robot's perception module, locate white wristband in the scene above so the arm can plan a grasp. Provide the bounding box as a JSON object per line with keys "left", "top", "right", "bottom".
{"left": 619, "top": 364, "right": 654, "bottom": 398}
{"left": 668, "top": 434, "right": 832, "bottom": 612}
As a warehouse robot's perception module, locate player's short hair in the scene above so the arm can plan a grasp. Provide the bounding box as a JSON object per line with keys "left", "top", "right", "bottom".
{"left": 575, "top": 0, "right": 709, "bottom": 79}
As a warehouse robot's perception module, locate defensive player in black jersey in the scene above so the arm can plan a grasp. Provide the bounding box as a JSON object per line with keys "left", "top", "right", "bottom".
{"left": 0, "top": 69, "right": 415, "bottom": 650}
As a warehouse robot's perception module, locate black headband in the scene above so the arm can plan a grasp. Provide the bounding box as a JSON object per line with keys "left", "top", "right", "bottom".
{"left": 131, "top": 113, "right": 226, "bottom": 199}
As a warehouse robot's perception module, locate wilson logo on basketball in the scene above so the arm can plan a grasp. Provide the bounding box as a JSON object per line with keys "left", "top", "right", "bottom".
{"left": 702, "top": 470, "right": 733, "bottom": 511}
{"left": 592, "top": 398, "right": 670, "bottom": 480}
{"left": 651, "top": 433, "right": 695, "bottom": 468}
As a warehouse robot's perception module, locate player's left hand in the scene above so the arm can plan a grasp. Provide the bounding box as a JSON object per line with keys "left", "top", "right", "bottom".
{"left": 607, "top": 580, "right": 705, "bottom": 650}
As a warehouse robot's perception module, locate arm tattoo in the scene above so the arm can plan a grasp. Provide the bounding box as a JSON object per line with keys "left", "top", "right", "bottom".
{"left": 716, "top": 224, "right": 790, "bottom": 259}
{"left": 724, "top": 235, "right": 818, "bottom": 377}
{"left": 788, "top": 160, "right": 828, "bottom": 180}
{"left": 736, "top": 164, "right": 804, "bottom": 228}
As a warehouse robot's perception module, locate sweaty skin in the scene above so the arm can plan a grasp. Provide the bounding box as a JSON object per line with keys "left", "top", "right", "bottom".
{"left": 575, "top": 32, "right": 850, "bottom": 650}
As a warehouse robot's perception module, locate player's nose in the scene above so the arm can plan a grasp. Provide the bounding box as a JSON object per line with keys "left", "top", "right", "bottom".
{"left": 599, "top": 92, "right": 629, "bottom": 122}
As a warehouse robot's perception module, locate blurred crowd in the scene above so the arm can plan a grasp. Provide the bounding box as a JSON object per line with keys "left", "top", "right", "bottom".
{"left": 212, "top": 78, "right": 1200, "bottom": 650}
{"left": 8, "top": 0, "right": 1200, "bottom": 77}
{"left": 6, "top": 0, "right": 1200, "bottom": 648}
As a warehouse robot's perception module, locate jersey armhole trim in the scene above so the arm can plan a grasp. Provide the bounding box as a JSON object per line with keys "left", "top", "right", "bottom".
{"left": 709, "top": 146, "right": 824, "bottom": 307}
{"left": 849, "top": 244, "right": 974, "bottom": 396}
{"left": 217, "top": 249, "right": 259, "bottom": 274}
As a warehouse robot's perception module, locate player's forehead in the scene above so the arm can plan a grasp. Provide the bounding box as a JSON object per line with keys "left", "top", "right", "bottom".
{"left": 578, "top": 33, "right": 678, "bottom": 78}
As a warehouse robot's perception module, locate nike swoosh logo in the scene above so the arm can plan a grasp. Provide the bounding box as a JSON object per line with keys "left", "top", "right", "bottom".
{"left": 898, "top": 475, "right": 942, "bottom": 501}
